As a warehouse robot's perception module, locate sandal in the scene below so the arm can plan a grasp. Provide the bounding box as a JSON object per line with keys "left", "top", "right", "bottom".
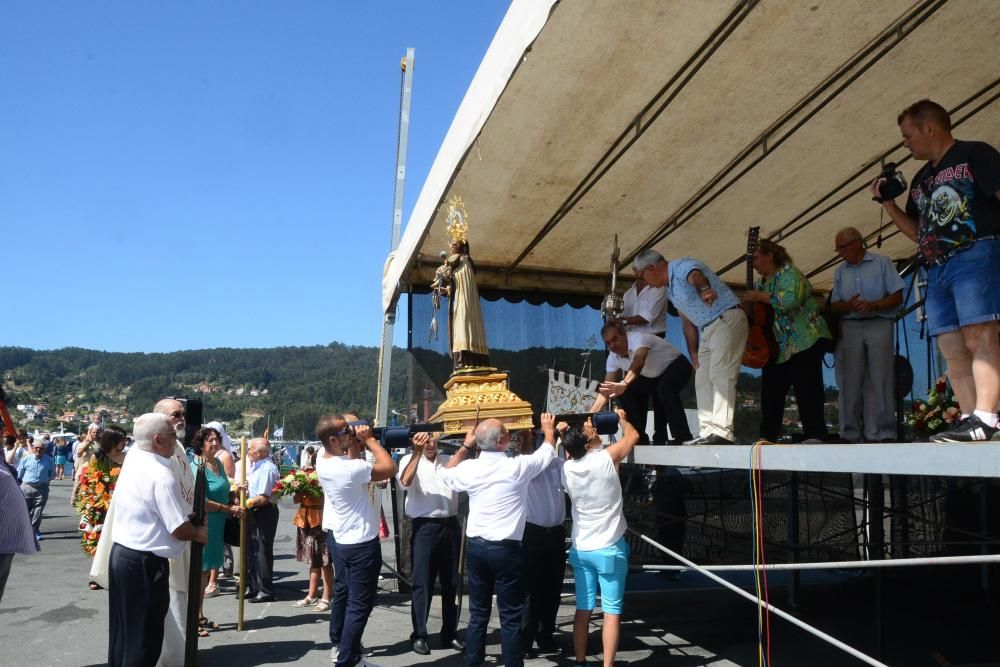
{"left": 314, "top": 599, "right": 330, "bottom": 612}
{"left": 292, "top": 596, "right": 318, "bottom": 608}
{"left": 198, "top": 617, "right": 220, "bottom": 630}
{"left": 88, "top": 581, "right": 102, "bottom": 591}
{"left": 198, "top": 627, "right": 210, "bottom": 638}
{"left": 204, "top": 583, "right": 219, "bottom": 598}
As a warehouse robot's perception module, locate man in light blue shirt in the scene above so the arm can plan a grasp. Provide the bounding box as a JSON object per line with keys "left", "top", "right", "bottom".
{"left": 17, "top": 440, "right": 55, "bottom": 539}
{"left": 638, "top": 249, "right": 748, "bottom": 445}
{"left": 245, "top": 438, "right": 280, "bottom": 602}
{"left": 830, "top": 227, "right": 905, "bottom": 442}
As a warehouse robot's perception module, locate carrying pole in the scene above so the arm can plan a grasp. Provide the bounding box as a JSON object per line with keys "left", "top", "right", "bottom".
{"left": 237, "top": 436, "right": 247, "bottom": 631}
{"left": 374, "top": 47, "right": 415, "bottom": 428}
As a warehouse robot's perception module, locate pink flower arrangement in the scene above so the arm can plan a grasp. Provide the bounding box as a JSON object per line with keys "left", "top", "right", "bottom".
{"left": 908, "top": 375, "right": 961, "bottom": 436}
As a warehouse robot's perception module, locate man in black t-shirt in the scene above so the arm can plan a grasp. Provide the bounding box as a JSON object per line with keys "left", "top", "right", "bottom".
{"left": 871, "top": 99, "right": 1000, "bottom": 442}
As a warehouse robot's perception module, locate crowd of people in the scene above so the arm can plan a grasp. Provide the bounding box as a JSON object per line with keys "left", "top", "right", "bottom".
{"left": 1, "top": 97, "right": 999, "bottom": 666}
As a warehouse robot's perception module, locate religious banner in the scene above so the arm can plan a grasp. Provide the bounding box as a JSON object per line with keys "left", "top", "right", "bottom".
{"left": 545, "top": 369, "right": 599, "bottom": 415}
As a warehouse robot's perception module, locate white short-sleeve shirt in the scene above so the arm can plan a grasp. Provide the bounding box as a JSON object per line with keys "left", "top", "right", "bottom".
{"left": 317, "top": 453, "right": 379, "bottom": 545}
{"left": 111, "top": 449, "right": 190, "bottom": 559}
{"left": 562, "top": 449, "right": 627, "bottom": 551}
{"left": 396, "top": 453, "right": 457, "bottom": 519}
{"left": 605, "top": 332, "right": 681, "bottom": 378}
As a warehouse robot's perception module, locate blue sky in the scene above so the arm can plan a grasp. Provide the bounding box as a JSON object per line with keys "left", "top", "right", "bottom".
{"left": 0, "top": 1, "right": 510, "bottom": 352}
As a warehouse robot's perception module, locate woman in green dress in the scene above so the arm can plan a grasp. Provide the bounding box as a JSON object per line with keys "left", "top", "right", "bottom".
{"left": 191, "top": 426, "right": 243, "bottom": 635}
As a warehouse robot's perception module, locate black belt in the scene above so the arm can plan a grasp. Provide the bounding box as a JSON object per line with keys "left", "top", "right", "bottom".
{"left": 525, "top": 522, "right": 564, "bottom": 535}
{"left": 470, "top": 536, "right": 521, "bottom": 546}
{"left": 411, "top": 516, "right": 456, "bottom": 523}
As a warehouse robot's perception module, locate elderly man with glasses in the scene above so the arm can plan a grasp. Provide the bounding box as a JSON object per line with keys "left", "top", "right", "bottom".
{"left": 635, "top": 248, "right": 748, "bottom": 445}
{"left": 16, "top": 438, "right": 55, "bottom": 540}
{"left": 830, "top": 227, "right": 904, "bottom": 442}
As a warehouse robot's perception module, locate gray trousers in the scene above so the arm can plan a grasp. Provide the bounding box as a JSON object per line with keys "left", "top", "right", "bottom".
{"left": 835, "top": 318, "right": 896, "bottom": 441}
{"left": 20, "top": 483, "right": 49, "bottom": 534}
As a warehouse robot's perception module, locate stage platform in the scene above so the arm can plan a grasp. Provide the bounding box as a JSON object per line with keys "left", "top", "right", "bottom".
{"left": 631, "top": 442, "right": 1000, "bottom": 478}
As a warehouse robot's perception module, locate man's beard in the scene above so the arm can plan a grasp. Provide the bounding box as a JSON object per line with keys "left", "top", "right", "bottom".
{"left": 174, "top": 424, "right": 186, "bottom": 440}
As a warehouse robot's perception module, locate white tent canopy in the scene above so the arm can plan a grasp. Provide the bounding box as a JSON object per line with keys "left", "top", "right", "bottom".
{"left": 383, "top": 0, "right": 1000, "bottom": 313}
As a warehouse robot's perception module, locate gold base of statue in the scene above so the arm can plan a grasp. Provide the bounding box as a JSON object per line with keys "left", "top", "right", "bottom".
{"left": 429, "top": 370, "right": 535, "bottom": 436}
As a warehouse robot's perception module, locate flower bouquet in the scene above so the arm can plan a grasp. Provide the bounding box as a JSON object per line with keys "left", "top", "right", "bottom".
{"left": 908, "top": 375, "right": 961, "bottom": 438}
{"left": 272, "top": 468, "right": 322, "bottom": 499}
{"left": 74, "top": 463, "right": 122, "bottom": 556}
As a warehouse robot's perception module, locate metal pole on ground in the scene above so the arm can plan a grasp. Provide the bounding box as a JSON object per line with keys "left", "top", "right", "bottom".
{"left": 237, "top": 436, "right": 247, "bottom": 631}
{"left": 374, "top": 47, "right": 415, "bottom": 429}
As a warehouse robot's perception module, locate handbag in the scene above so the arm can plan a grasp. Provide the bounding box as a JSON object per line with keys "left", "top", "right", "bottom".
{"left": 223, "top": 515, "right": 243, "bottom": 547}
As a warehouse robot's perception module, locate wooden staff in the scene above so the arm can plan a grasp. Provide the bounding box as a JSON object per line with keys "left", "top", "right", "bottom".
{"left": 237, "top": 436, "right": 248, "bottom": 631}
{"left": 184, "top": 465, "right": 207, "bottom": 666}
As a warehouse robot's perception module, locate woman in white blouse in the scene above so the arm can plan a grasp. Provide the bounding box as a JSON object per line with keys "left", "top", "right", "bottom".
{"left": 560, "top": 409, "right": 640, "bottom": 667}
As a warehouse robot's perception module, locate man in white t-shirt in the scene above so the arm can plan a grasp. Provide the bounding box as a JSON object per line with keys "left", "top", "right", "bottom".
{"left": 316, "top": 414, "right": 396, "bottom": 667}
{"left": 620, "top": 272, "right": 669, "bottom": 443}
{"left": 396, "top": 432, "right": 462, "bottom": 656}
{"left": 107, "top": 413, "right": 208, "bottom": 667}
{"left": 437, "top": 414, "right": 557, "bottom": 667}
{"left": 590, "top": 320, "right": 693, "bottom": 445}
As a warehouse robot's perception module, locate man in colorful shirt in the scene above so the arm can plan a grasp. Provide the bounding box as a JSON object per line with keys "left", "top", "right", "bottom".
{"left": 637, "top": 249, "right": 748, "bottom": 445}
{"left": 871, "top": 99, "right": 1000, "bottom": 442}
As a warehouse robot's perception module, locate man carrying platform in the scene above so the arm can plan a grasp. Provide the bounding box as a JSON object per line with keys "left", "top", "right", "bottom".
{"left": 590, "top": 320, "right": 693, "bottom": 446}
{"left": 396, "top": 431, "right": 463, "bottom": 656}
{"left": 636, "top": 249, "right": 748, "bottom": 445}
{"left": 437, "top": 414, "right": 557, "bottom": 667}
{"left": 871, "top": 99, "right": 1000, "bottom": 442}
{"left": 830, "top": 226, "right": 904, "bottom": 443}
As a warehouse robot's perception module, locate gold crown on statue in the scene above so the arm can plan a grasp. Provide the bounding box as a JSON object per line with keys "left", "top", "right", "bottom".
{"left": 445, "top": 196, "right": 469, "bottom": 244}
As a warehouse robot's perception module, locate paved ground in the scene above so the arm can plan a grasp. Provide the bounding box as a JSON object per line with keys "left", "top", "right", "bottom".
{"left": 4, "top": 479, "right": 1000, "bottom": 666}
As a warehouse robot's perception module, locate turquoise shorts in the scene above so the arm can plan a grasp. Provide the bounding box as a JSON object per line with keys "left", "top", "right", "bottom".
{"left": 568, "top": 535, "right": 630, "bottom": 614}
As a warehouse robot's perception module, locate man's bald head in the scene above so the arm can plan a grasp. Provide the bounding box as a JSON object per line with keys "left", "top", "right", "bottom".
{"left": 248, "top": 437, "right": 270, "bottom": 460}
{"left": 154, "top": 398, "right": 186, "bottom": 440}
{"left": 474, "top": 419, "right": 509, "bottom": 452}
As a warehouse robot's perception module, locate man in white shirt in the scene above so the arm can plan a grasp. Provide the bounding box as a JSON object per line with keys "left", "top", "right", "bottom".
{"left": 591, "top": 320, "right": 693, "bottom": 445}
{"left": 437, "top": 414, "right": 557, "bottom": 667}
{"left": 397, "top": 432, "right": 462, "bottom": 656}
{"left": 620, "top": 273, "right": 669, "bottom": 443}
{"left": 316, "top": 415, "right": 396, "bottom": 667}
{"left": 107, "top": 413, "right": 208, "bottom": 667}
{"left": 518, "top": 429, "right": 566, "bottom": 658}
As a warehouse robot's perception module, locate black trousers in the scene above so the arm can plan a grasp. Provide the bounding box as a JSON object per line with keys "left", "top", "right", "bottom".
{"left": 249, "top": 503, "right": 279, "bottom": 597}
{"left": 466, "top": 537, "right": 524, "bottom": 667}
{"left": 409, "top": 516, "right": 460, "bottom": 642}
{"left": 760, "top": 340, "right": 829, "bottom": 442}
{"left": 108, "top": 543, "right": 170, "bottom": 667}
{"left": 520, "top": 522, "right": 567, "bottom": 649}
{"left": 619, "top": 355, "right": 694, "bottom": 443}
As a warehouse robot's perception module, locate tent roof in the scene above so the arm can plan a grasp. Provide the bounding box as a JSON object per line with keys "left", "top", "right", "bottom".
{"left": 383, "top": 0, "right": 1000, "bottom": 312}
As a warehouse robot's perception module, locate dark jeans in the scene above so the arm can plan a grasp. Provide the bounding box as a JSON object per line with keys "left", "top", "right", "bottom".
{"left": 466, "top": 537, "right": 525, "bottom": 667}
{"left": 326, "top": 534, "right": 382, "bottom": 667}
{"left": 108, "top": 544, "right": 170, "bottom": 667}
{"left": 760, "top": 340, "right": 829, "bottom": 442}
{"left": 249, "top": 503, "right": 279, "bottom": 597}
{"left": 520, "top": 523, "right": 566, "bottom": 649}
{"left": 619, "top": 356, "right": 694, "bottom": 443}
{"left": 409, "top": 516, "right": 460, "bottom": 642}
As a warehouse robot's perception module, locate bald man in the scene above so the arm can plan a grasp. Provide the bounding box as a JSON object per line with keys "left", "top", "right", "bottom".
{"left": 91, "top": 398, "right": 196, "bottom": 667}
{"left": 437, "top": 415, "right": 557, "bottom": 667}
{"left": 245, "top": 437, "right": 280, "bottom": 603}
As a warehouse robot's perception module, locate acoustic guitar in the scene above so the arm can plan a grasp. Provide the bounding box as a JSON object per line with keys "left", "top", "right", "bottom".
{"left": 742, "top": 226, "right": 776, "bottom": 368}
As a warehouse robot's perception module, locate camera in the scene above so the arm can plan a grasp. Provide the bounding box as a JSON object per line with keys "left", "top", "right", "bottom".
{"left": 873, "top": 162, "right": 907, "bottom": 202}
